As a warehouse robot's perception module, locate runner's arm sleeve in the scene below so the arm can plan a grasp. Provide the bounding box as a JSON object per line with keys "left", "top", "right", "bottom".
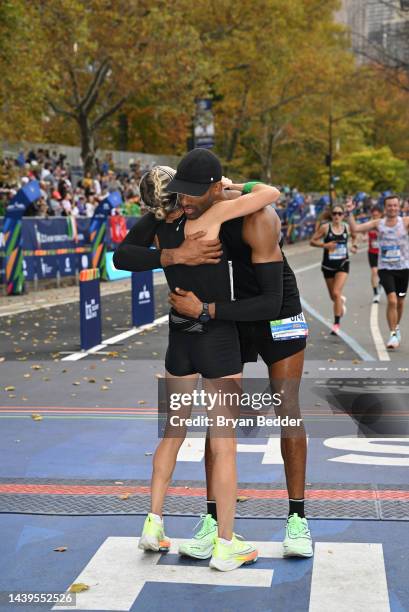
{"left": 215, "top": 261, "right": 284, "bottom": 321}
{"left": 113, "top": 213, "right": 162, "bottom": 272}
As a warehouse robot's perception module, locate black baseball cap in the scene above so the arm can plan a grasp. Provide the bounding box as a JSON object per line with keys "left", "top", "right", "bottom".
{"left": 166, "top": 148, "right": 222, "bottom": 196}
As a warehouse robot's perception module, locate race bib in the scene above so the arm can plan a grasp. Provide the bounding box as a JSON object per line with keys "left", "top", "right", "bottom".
{"left": 329, "top": 243, "right": 347, "bottom": 260}
{"left": 370, "top": 239, "right": 379, "bottom": 250}
{"left": 381, "top": 245, "right": 401, "bottom": 263}
{"left": 270, "top": 312, "right": 309, "bottom": 341}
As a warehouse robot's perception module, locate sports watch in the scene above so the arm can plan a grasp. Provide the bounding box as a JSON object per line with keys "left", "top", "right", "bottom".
{"left": 198, "top": 302, "right": 211, "bottom": 323}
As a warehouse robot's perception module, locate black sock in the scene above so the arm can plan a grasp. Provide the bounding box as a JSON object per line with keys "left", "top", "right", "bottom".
{"left": 207, "top": 500, "right": 217, "bottom": 521}
{"left": 289, "top": 498, "right": 305, "bottom": 518}
{"left": 334, "top": 315, "right": 341, "bottom": 325}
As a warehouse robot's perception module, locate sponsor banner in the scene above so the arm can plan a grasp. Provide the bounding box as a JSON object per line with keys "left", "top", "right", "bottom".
{"left": 79, "top": 270, "right": 102, "bottom": 350}
{"left": 105, "top": 251, "right": 131, "bottom": 281}
{"left": 132, "top": 270, "right": 155, "bottom": 326}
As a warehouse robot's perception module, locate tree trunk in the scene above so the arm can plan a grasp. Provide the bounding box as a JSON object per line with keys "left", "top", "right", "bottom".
{"left": 78, "top": 113, "right": 96, "bottom": 174}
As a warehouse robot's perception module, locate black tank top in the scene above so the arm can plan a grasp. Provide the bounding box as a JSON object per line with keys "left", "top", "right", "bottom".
{"left": 156, "top": 215, "right": 232, "bottom": 303}
{"left": 220, "top": 217, "right": 302, "bottom": 318}
{"left": 322, "top": 223, "right": 349, "bottom": 268}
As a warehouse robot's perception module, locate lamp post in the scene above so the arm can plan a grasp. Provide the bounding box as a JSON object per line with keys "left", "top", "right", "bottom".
{"left": 326, "top": 110, "right": 362, "bottom": 205}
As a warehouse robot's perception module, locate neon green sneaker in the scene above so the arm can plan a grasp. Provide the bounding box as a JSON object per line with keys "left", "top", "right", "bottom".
{"left": 138, "top": 513, "right": 170, "bottom": 552}
{"left": 283, "top": 513, "right": 313, "bottom": 558}
{"left": 209, "top": 534, "right": 258, "bottom": 571}
{"left": 178, "top": 514, "right": 217, "bottom": 559}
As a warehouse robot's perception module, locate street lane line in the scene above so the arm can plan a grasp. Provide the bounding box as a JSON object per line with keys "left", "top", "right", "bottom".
{"left": 61, "top": 315, "right": 168, "bottom": 361}
{"left": 300, "top": 297, "right": 375, "bottom": 362}
{"left": 370, "top": 302, "right": 390, "bottom": 361}
{"left": 309, "top": 542, "right": 389, "bottom": 612}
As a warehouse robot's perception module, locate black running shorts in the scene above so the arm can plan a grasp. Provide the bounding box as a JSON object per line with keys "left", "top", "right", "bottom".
{"left": 368, "top": 252, "right": 378, "bottom": 268}
{"left": 378, "top": 269, "right": 409, "bottom": 297}
{"left": 321, "top": 262, "right": 350, "bottom": 279}
{"left": 165, "top": 320, "right": 242, "bottom": 378}
{"left": 237, "top": 320, "right": 306, "bottom": 366}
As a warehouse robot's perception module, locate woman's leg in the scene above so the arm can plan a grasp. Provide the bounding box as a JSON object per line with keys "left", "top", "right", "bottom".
{"left": 151, "top": 370, "right": 199, "bottom": 516}
{"left": 332, "top": 271, "right": 348, "bottom": 318}
{"left": 203, "top": 373, "right": 242, "bottom": 540}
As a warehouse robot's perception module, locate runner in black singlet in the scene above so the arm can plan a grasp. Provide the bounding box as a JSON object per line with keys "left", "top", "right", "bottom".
{"left": 310, "top": 204, "right": 357, "bottom": 335}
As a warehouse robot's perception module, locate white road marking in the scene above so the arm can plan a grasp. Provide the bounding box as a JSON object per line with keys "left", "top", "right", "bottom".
{"left": 176, "top": 437, "right": 308, "bottom": 464}
{"left": 325, "top": 437, "right": 409, "bottom": 466}
{"left": 309, "top": 542, "right": 390, "bottom": 612}
{"left": 370, "top": 302, "right": 390, "bottom": 361}
{"left": 61, "top": 315, "right": 168, "bottom": 361}
{"left": 300, "top": 297, "right": 375, "bottom": 362}
{"left": 53, "top": 537, "right": 275, "bottom": 611}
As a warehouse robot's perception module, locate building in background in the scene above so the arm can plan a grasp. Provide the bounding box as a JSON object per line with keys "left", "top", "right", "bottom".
{"left": 336, "top": 0, "right": 409, "bottom": 64}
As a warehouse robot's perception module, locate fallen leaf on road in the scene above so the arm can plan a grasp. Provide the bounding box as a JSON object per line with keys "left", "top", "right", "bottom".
{"left": 23, "top": 374, "right": 31, "bottom": 378}
{"left": 54, "top": 546, "right": 67, "bottom": 552}
{"left": 138, "top": 400, "right": 146, "bottom": 405}
{"left": 101, "top": 385, "right": 109, "bottom": 391}
{"left": 88, "top": 378, "right": 96, "bottom": 383}
{"left": 120, "top": 493, "right": 130, "bottom": 500}
{"left": 73, "top": 381, "right": 81, "bottom": 386}
{"left": 31, "top": 413, "right": 43, "bottom": 421}
{"left": 237, "top": 496, "right": 248, "bottom": 502}
{"left": 5, "top": 386, "right": 15, "bottom": 391}
{"left": 115, "top": 481, "right": 124, "bottom": 485}
{"left": 69, "top": 583, "right": 89, "bottom": 593}
{"left": 144, "top": 452, "right": 153, "bottom": 456}
{"left": 104, "top": 377, "right": 112, "bottom": 382}
{"left": 31, "top": 364, "right": 42, "bottom": 370}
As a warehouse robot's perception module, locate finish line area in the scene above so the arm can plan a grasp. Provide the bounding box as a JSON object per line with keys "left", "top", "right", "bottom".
{"left": 1, "top": 358, "right": 409, "bottom": 611}
{"left": 1, "top": 247, "right": 409, "bottom": 611}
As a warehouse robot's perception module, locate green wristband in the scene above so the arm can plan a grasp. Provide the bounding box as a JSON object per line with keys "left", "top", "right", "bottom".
{"left": 242, "top": 181, "right": 263, "bottom": 195}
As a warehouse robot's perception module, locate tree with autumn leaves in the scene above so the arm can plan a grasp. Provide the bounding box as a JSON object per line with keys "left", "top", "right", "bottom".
{"left": 1, "top": 0, "right": 409, "bottom": 190}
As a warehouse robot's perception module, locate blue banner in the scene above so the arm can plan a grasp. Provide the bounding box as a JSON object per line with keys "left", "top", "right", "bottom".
{"left": 132, "top": 271, "right": 155, "bottom": 326}
{"left": 79, "top": 273, "right": 102, "bottom": 350}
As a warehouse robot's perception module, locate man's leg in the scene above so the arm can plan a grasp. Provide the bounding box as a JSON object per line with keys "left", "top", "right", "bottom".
{"left": 397, "top": 296, "right": 405, "bottom": 325}
{"left": 203, "top": 374, "right": 241, "bottom": 541}
{"left": 268, "top": 346, "right": 313, "bottom": 558}
{"left": 269, "top": 350, "right": 306, "bottom": 507}
{"left": 386, "top": 292, "right": 398, "bottom": 331}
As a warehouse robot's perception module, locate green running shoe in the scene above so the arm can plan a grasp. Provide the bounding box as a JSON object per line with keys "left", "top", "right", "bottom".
{"left": 179, "top": 514, "right": 217, "bottom": 559}
{"left": 209, "top": 534, "right": 258, "bottom": 572}
{"left": 283, "top": 513, "right": 313, "bottom": 558}
{"left": 138, "top": 513, "right": 170, "bottom": 552}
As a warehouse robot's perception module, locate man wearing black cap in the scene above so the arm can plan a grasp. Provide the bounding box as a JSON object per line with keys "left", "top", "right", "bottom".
{"left": 114, "top": 148, "right": 312, "bottom": 563}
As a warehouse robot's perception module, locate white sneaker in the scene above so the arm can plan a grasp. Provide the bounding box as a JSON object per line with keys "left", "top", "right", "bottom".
{"left": 387, "top": 332, "right": 399, "bottom": 349}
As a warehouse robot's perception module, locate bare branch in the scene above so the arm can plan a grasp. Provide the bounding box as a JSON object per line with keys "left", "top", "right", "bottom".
{"left": 47, "top": 98, "right": 76, "bottom": 119}
{"left": 91, "top": 96, "right": 127, "bottom": 131}
{"left": 80, "top": 58, "right": 111, "bottom": 114}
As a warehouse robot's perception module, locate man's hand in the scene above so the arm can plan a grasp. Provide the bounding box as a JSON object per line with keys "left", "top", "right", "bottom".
{"left": 169, "top": 288, "right": 203, "bottom": 318}
{"left": 175, "top": 231, "right": 223, "bottom": 265}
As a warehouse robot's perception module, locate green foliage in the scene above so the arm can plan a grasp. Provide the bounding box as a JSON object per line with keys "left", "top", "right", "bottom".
{"left": 332, "top": 147, "right": 408, "bottom": 194}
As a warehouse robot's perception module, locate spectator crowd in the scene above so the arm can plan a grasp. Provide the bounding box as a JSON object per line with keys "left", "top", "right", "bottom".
{"left": 1, "top": 147, "right": 408, "bottom": 244}
{"left": 0, "top": 148, "right": 154, "bottom": 218}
